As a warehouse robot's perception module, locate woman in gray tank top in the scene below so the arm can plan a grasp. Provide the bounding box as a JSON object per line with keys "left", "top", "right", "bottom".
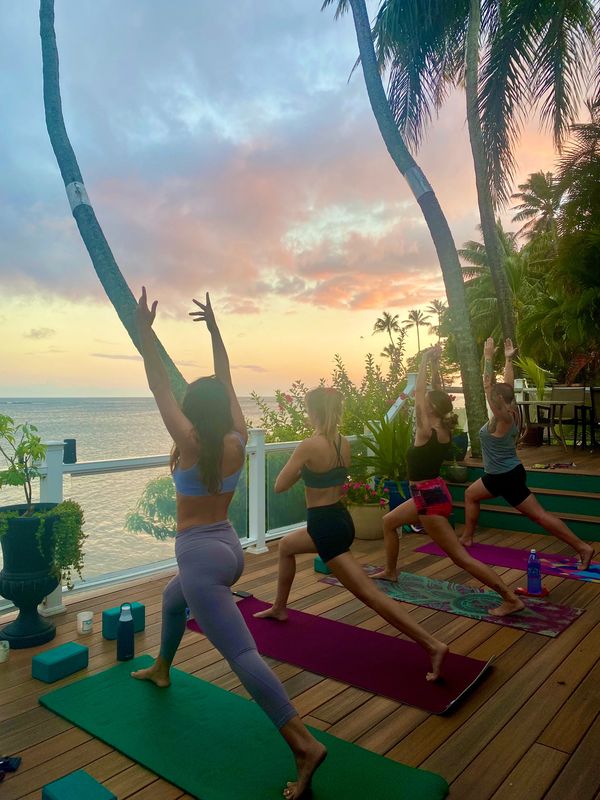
{"left": 460, "top": 338, "right": 594, "bottom": 571}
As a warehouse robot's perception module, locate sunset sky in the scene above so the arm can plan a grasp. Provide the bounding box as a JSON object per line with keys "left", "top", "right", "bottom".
{"left": 0, "top": 1, "right": 558, "bottom": 397}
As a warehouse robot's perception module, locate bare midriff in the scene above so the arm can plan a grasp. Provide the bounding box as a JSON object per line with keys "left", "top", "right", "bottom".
{"left": 176, "top": 491, "right": 237, "bottom": 532}
{"left": 305, "top": 485, "right": 345, "bottom": 510}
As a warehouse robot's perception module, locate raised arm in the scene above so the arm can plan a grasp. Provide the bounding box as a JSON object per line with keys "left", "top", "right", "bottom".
{"left": 430, "top": 343, "right": 443, "bottom": 390}
{"left": 483, "top": 337, "right": 512, "bottom": 423}
{"left": 503, "top": 338, "right": 517, "bottom": 388}
{"left": 136, "top": 288, "right": 195, "bottom": 454}
{"left": 415, "top": 347, "right": 434, "bottom": 431}
{"left": 190, "top": 293, "right": 247, "bottom": 442}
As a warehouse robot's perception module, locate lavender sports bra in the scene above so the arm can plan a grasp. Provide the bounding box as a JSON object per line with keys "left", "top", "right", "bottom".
{"left": 172, "top": 431, "right": 245, "bottom": 496}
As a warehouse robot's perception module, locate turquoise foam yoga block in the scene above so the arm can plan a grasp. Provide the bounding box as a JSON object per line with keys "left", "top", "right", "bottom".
{"left": 314, "top": 556, "right": 331, "bottom": 574}
{"left": 102, "top": 601, "right": 145, "bottom": 640}
{"left": 32, "top": 642, "right": 88, "bottom": 684}
{"left": 42, "top": 769, "right": 117, "bottom": 799}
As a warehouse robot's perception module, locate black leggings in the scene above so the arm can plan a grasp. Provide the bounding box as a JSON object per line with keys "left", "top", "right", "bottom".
{"left": 306, "top": 503, "right": 355, "bottom": 562}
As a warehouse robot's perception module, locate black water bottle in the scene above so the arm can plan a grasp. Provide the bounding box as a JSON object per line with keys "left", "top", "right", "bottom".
{"left": 116, "top": 602, "right": 135, "bottom": 661}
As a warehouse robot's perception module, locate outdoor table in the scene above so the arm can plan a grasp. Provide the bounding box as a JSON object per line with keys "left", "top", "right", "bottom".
{"left": 517, "top": 399, "right": 591, "bottom": 450}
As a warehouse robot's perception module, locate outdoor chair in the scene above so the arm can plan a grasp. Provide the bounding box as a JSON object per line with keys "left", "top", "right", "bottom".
{"left": 591, "top": 386, "right": 600, "bottom": 448}
{"left": 536, "top": 386, "right": 587, "bottom": 447}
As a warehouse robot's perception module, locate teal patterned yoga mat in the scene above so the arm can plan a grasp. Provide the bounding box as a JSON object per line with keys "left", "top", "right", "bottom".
{"left": 320, "top": 568, "right": 584, "bottom": 637}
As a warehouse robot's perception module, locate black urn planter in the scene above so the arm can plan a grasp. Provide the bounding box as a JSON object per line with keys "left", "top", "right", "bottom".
{"left": 0, "top": 504, "right": 59, "bottom": 648}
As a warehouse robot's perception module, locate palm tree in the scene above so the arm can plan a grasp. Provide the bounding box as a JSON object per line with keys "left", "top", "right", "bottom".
{"left": 511, "top": 172, "right": 562, "bottom": 241}
{"left": 402, "top": 309, "right": 431, "bottom": 353}
{"left": 324, "top": 0, "right": 489, "bottom": 454}
{"left": 426, "top": 298, "right": 447, "bottom": 342}
{"left": 372, "top": 311, "right": 401, "bottom": 347}
{"left": 39, "top": 0, "right": 186, "bottom": 399}
{"left": 370, "top": 0, "right": 598, "bottom": 347}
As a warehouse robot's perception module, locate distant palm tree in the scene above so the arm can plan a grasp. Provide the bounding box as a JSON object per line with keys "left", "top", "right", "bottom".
{"left": 402, "top": 309, "right": 431, "bottom": 353}
{"left": 372, "top": 311, "right": 401, "bottom": 348}
{"left": 39, "top": 0, "right": 186, "bottom": 399}
{"left": 511, "top": 172, "right": 562, "bottom": 241}
{"left": 370, "top": 0, "right": 599, "bottom": 347}
{"left": 426, "top": 299, "right": 447, "bottom": 342}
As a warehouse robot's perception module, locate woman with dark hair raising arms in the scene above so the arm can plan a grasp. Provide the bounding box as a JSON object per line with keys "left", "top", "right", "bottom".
{"left": 254, "top": 384, "right": 450, "bottom": 681}
{"left": 371, "top": 345, "right": 525, "bottom": 617}
{"left": 132, "top": 288, "right": 326, "bottom": 800}
{"left": 459, "top": 337, "right": 594, "bottom": 570}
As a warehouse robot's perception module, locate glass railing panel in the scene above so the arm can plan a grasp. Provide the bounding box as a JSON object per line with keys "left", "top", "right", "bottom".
{"left": 265, "top": 446, "right": 306, "bottom": 532}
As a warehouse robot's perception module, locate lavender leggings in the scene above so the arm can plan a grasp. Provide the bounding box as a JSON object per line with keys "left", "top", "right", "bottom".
{"left": 160, "top": 520, "right": 296, "bottom": 729}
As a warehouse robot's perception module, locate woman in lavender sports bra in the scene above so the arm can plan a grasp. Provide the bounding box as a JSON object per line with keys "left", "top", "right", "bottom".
{"left": 460, "top": 337, "right": 593, "bottom": 571}
{"left": 132, "top": 288, "right": 325, "bottom": 800}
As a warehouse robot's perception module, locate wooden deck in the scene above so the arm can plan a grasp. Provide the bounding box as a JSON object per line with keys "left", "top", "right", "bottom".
{"left": 466, "top": 442, "right": 600, "bottom": 476}
{"left": 1, "top": 526, "right": 600, "bottom": 800}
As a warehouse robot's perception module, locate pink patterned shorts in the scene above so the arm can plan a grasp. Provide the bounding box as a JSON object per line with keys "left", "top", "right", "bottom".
{"left": 410, "top": 477, "right": 453, "bottom": 518}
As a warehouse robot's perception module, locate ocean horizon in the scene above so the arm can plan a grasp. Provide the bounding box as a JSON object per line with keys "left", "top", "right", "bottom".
{"left": 0, "top": 396, "right": 277, "bottom": 580}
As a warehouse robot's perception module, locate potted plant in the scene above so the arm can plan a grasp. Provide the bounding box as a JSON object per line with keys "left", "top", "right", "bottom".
{"left": 354, "top": 412, "right": 413, "bottom": 509}
{"left": 341, "top": 480, "right": 389, "bottom": 540}
{"left": 0, "top": 415, "right": 86, "bottom": 648}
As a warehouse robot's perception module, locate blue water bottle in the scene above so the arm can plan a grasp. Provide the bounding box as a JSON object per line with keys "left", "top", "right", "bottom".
{"left": 116, "top": 602, "right": 135, "bottom": 661}
{"left": 527, "top": 548, "right": 542, "bottom": 595}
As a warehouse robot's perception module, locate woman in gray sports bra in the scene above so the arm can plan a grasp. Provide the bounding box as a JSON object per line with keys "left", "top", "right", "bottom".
{"left": 460, "top": 337, "right": 593, "bottom": 572}
{"left": 131, "top": 288, "right": 325, "bottom": 800}
{"left": 254, "top": 386, "right": 450, "bottom": 682}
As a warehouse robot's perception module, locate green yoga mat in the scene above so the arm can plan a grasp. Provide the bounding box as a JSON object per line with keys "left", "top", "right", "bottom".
{"left": 40, "top": 656, "right": 449, "bottom": 800}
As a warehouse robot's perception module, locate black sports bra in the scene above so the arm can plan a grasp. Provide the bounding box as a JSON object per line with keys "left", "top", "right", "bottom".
{"left": 301, "top": 435, "right": 348, "bottom": 488}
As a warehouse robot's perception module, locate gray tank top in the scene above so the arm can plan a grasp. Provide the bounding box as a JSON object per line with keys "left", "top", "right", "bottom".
{"left": 479, "top": 420, "right": 520, "bottom": 474}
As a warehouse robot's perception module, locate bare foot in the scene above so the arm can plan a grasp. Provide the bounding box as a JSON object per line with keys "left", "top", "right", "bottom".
{"left": 283, "top": 740, "right": 327, "bottom": 799}
{"left": 369, "top": 569, "right": 398, "bottom": 582}
{"left": 577, "top": 545, "right": 594, "bottom": 571}
{"left": 131, "top": 662, "right": 170, "bottom": 688}
{"left": 253, "top": 606, "right": 288, "bottom": 622}
{"left": 426, "top": 641, "right": 449, "bottom": 682}
{"left": 488, "top": 597, "right": 525, "bottom": 617}
{"left": 459, "top": 533, "right": 473, "bottom": 547}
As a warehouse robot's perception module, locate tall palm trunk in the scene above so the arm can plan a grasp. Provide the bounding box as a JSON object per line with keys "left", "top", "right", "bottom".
{"left": 39, "top": 0, "right": 187, "bottom": 399}
{"left": 465, "top": 0, "right": 516, "bottom": 345}
{"left": 416, "top": 322, "right": 421, "bottom": 353}
{"left": 347, "top": 0, "right": 487, "bottom": 453}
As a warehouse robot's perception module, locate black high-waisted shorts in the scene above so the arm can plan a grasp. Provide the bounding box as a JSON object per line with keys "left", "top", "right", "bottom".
{"left": 306, "top": 502, "right": 355, "bottom": 563}
{"left": 481, "top": 463, "right": 531, "bottom": 507}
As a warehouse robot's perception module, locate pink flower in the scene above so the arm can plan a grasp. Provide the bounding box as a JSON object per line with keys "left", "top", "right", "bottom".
{"left": 353, "top": 483, "right": 361, "bottom": 489}
{"left": 383, "top": 487, "right": 389, "bottom": 493}
{"left": 379, "top": 499, "right": 387, "bottom": 505}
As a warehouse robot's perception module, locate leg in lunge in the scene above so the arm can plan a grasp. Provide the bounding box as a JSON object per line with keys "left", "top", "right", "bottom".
{"left": 371, "top": 498, "right": 420, "bottom": 582}
{"left": 420, "top": 515, "right": 524, "bottom": 617}
{"left": 131, "top": 573, "right": 186, "bottom": 688}
{"left": 254, "top": 528, "right": 317, "bottom": 622}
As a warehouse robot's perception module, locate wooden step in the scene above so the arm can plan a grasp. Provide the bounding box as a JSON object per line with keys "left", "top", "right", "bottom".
{"left": 452, "top": 500, "right": 600, "bottom": 526}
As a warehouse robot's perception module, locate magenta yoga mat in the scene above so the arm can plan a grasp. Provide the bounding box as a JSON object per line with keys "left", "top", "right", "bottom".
{"left": 187, "top": 596, "right": 492, "bottom": 714}
{"left": 415, "top": 541, "right": 600, "bottom": 583}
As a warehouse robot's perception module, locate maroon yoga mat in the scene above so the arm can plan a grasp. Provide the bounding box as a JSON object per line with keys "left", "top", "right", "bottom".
{"left": 415, "top": 541, "right": 600, "bottom": 583}
{"left": 187, "top": 595, "right": 492, "bottom": 714}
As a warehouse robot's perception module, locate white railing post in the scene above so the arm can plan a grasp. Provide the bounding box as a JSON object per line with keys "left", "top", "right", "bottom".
{"left": 39, "top": 440, "right": 67, "bottom": 616}
{"left": 385, "top": 372, "right": 417, "bottom": 422}
{"left": 246, "top": 428, "right": 268, "bottom": 554}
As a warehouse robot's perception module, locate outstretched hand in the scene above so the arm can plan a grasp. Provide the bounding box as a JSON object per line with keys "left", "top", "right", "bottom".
{"left": 189, "top": 292, "right": 217, "bottom": 332}
{"left": 483, "top": 337, "right": 496, "bottom": 359}
{"left": 136, "top": 286, "right": 158, "bottom": 327}
{"left": 504, "top": 338, "right": 518, "bottom": 359}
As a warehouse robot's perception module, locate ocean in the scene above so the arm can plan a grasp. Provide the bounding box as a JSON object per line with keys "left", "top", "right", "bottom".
{"left": 0, "top": 397, "right": 273, "bottom": 580}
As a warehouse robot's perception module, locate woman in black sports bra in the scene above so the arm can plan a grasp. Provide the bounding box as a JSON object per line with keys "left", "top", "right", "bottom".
{"left": 254, "top": 386, "right": 450, "bottom": 682}
{"left": 372, "top": 346, "right": 524, "bottom": 617}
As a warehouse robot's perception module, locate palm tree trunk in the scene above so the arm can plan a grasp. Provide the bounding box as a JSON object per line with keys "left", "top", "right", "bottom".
{"left": 416, "top": 323, "right": 421, "bottom": 353}
{"left": 465, "top": 0, "right": 516, "bottom": 345}
{"left": 347, "top": 0, "right": 487, "bottom": 454}
{"left": 39, "top": 0, "right": 187, "bottom": 400}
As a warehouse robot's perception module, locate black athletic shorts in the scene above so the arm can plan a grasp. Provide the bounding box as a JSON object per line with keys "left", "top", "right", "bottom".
{"left": 306, "top": 502, "right": 355, "bottom": 563}
{"left": 481, "top": 463, "right": 531, "bottom": 507}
